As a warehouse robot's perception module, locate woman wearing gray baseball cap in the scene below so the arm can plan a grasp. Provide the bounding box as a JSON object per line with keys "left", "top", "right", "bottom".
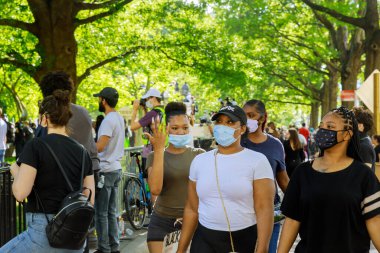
{"left": 177, "top": 105, "right": 275, "bottom": 253}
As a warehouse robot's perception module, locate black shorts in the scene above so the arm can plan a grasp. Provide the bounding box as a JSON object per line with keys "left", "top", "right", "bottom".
{"left": 190, "top": 222, "right": 257, "bottom": 253}
{"left": 147, "top": 212, "right": 181, "bottom": 242}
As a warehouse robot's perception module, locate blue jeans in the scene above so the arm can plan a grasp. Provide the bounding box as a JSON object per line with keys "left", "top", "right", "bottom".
{"left": 0, "top": 213, "right": 83, "bottom": 253}
{"left": 269, "top": 222, "right": 281, "bottom": 253}
{"left": 0, "top": 149, "right": 5, "bottom": 166}
{"left": 95, "top": 170, "right": 122, "bottom": 253}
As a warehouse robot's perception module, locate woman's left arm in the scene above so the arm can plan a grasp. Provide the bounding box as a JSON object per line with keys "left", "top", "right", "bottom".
{"left": 253, "top": 178, "right": 275, "bottom": 253}
{"left": 366, "top": 215, "right": 380, "bottom": 250}
{"left": 11, "top": 163, "right": 37, "bottom": 202}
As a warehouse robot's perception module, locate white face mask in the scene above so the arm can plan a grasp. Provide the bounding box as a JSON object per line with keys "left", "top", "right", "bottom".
{"left": 146, "top": 99, "right": 153, "bottom": 109}
{"left": 247, "top": 119, "right": 259, "bottom": 133}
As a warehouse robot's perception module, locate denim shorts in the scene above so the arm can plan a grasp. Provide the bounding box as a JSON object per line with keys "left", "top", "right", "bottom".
{"left": 147, "top": 212, "right": 181, "bottom": 242}
{"left": 0, "top": 212, "right": 84, "bottom": 253}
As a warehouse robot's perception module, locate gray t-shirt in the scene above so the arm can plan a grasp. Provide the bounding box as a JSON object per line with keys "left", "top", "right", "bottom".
{"left": 69, "top": 104, "right": 100, "bottom": 171}
{"left": 98, "top": 111, "right": 125, "bottom": 173}
{"left": 146, "top": 147, "right": 205, "bottom": 218}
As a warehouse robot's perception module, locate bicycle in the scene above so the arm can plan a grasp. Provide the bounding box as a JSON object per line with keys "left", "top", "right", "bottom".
{"left": 123, "top": 151, "right": 153, "bottom": 230}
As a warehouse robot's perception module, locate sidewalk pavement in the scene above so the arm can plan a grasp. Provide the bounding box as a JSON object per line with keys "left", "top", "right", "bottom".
{"left": 90, "top": 219, "right": 378, "bottom": 253}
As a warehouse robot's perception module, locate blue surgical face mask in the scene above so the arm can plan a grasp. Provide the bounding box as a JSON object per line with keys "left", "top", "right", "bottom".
{"left": 213, "top": 125, "right": 238, "bottom": 147}
{"left": 169, "top": 134, "right": 192, "bottom": 148}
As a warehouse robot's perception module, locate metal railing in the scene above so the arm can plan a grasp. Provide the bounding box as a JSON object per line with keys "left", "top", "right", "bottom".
{"left": 0, "top": 146, "right": 144, "bottom": 247}
{"left": 0, "top": 167, "right": 26, "bottom": 247}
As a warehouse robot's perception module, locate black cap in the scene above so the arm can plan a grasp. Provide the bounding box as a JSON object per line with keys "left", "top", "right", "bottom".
{"left": 93, "top": 87, "right": 119, "bottom": 101}
{"left": 211, "top": 105, "right": 247, "bottom": 125}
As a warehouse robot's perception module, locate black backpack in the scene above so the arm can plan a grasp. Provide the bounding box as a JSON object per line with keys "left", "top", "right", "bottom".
{"left": 35, "top": 139, "right": 94, "bottom": 250}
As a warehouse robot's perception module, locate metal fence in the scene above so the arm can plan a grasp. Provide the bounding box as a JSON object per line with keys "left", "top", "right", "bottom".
{"left": 0, "top": 146, "right": 144, "bottom": 247}
{"left": 0, "top": 167, "right": 26, "bottom": 247}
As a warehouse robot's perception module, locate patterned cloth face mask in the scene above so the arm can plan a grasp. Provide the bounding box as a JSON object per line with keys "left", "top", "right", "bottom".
{"left": 315, "top": 128, "right": 348, "bottom": 150}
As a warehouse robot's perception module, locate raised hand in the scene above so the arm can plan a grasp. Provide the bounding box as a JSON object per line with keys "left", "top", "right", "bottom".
{"left": 144, "top": 116, "right": 167, "bottom": 150}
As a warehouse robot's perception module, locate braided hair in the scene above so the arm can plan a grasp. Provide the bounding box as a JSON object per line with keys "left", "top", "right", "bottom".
{"left": 326, "top": 106, "right": 362, "bottom": 162}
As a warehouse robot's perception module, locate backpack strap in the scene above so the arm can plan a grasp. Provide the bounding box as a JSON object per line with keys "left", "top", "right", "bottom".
{"left": 39, "top": 138, "right": 86, "bottom": 191}
{"left": 34, "top": 138, "right": 86, "bottom": 222}
{"left": 33, "top": 189, "right": 51, "bottom": 222}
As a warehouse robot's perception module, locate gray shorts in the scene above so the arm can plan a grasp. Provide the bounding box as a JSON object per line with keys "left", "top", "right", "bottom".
{"left": 147, "top": 212, "right": 181, "bottom": 242}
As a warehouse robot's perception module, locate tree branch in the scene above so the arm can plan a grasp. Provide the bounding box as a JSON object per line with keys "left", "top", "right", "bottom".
{"left": 269, "top": 70, "right": 321, "bottom": 101}
{"left": 74, "top": 0, "right": 133, "bottom": 27}
{"left": 301, "top": 0, "right": 366, "bottom": 28}
{"left": 75, "top": 0, "right": 124, "bottom": 10}
{"left": 77, "top": 45, "right": 152, "bottom": 84}
{"left": 0, "top": 18, "right": 38, "bottom": 35}
{"left": 265, "top": 99, "right": 311, "bottom": 106}
{"left": 312, "top": 10, "right": 339, "bottom": 50}
{"left": 158, "top": 48, "right": 196, "bottom": 68}
{"left": 0, "top": 57, "right": 36, "bottom": 78}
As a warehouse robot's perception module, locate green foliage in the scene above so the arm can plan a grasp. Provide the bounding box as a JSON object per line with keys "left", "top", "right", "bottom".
{"left": 0, "top": 0, "right": 374, "bottom": 127}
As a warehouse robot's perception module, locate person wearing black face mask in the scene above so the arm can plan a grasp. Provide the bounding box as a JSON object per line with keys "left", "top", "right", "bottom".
{"left": 278, "top": 107, "right": 380, "bottom": 253}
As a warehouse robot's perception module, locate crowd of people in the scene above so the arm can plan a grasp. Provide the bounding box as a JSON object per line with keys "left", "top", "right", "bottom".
{"left": 0, "top": 71, "right": 380, "bottom": 253}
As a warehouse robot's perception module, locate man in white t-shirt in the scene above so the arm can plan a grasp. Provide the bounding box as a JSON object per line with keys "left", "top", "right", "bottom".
{"left": 0, "top": 108, "right": 7, "bottom": 166}
{"left": 93, "top": 87, "right": 125, "bottom": 253}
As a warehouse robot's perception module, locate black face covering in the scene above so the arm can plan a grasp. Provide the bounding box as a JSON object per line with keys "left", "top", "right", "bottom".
{"left": 315, "top": 128, "right": 348, "bottom": 150}
{"left": 98, "top": 101, "right": 105, "bottom": 112}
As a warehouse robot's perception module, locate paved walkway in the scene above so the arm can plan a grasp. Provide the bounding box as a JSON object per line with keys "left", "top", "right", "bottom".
{"left": 90, "top": 228, "right": 378, "bottom": 253}
{"left": 89, "top": 215, "right": 377, "bottom": 253}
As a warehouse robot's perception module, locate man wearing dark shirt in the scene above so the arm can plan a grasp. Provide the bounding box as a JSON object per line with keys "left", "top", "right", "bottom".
{"left": 352, "top": 106, "right": 376, "bottom": 171}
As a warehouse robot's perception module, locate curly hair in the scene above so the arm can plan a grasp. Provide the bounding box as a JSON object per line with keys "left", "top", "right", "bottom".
{"left": 40, "top": 71, "right": 74, "bottom": 98}
{"left": 39, "top": 89, "right": 72, "bottom": 126}
{"left": 165, "top": 102, "right": 187, "bottom": 125}
{"left": 351, "top": 106, "right": 373, "bottom": 133}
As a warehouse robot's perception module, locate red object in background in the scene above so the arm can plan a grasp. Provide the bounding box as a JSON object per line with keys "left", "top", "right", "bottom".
{"left": 341, "top": 90, "right": 356, "bottom": 101}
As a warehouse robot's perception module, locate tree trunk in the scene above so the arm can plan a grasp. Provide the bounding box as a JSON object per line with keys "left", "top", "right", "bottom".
{"left": 310, "top": 101, "right": 320, "bottom": 128}
{"left": 363, "top": 0, "right": 380, "bottom": 78}
{"left": 366, "top": 29, "right": 380, "bottom": 78}
{"left": 28, "top": 0, "right": 78, "bottom": 102}
{"left": 328, "top": 69, "right": 339, "bottom": 110}
{"left": 340, "top": 28, "right": 364, "bottom": 109}
{"left": 321, "top": 80, "right": 329, "bottom": 117}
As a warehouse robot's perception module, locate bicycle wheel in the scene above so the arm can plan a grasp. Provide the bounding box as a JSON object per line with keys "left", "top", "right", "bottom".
{"left": 124, "top": 178, "right": 146, "bottom": 230}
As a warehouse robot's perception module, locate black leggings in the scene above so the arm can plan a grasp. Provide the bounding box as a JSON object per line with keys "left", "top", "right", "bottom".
{"left": 190, "top": 223, "right": 257, "bottom": 253}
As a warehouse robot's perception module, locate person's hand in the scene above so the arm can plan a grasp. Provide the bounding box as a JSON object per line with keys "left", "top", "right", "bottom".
{"left": 133, "top": 99, "right": 140, "bottom": 111}
{"left": 144, "top": 116, "right": 167, "bottom": 151}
